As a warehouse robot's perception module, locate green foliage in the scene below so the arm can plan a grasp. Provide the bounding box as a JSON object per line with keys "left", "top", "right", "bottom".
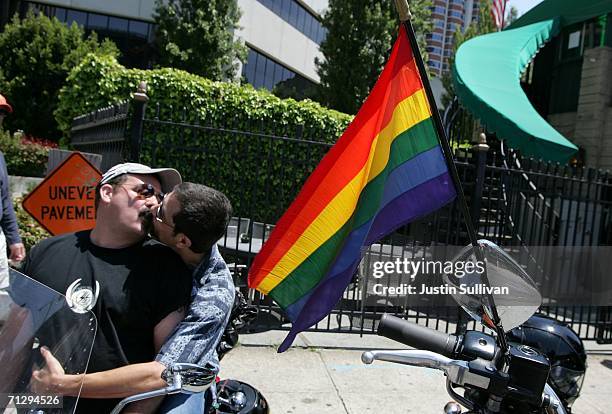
{"left": 0, "top": 129, "right": 49, "bottom": 177}
{"left": 505, "top": 6, "right": 519, "bottom": 28}
{"left": 0, "top": 11, "right": 118, "bottom": 142}
{"left": 316, "top": 0, "right": 432, "bottom": 114}
{"left": 56, "top": 54, "right": 353, "bottom": 222}
{"left": 14, "top": 196, "right": 50, "bottom": 252}
{"left": 153, "top": 0, "right": 246, "bottom": 81}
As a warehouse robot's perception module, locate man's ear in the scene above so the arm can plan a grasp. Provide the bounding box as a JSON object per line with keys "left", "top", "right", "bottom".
{"left": 99, "top": 184, "right": 114, "bottom": 204}
{"left": 175, "top": 233, "right": 192, "bottom": 251}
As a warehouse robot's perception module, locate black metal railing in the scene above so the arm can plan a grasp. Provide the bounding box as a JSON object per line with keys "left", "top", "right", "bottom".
{"left": 71, "top": 101, "right": 130, "bottom": 172}
{"left": 69, "top": 86, "right": 612, "bottom": 343}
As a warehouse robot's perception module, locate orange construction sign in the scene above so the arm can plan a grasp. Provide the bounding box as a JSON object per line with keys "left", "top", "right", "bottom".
{"left": 23, "top": 152, "right": 102, "bottom": 236}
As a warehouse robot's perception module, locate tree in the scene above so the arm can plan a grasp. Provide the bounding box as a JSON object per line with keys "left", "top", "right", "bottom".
{"left": 441, "top": 0, "right": 497, "bottom": 107}
{"left": 153, "top": 0, "right": 247, "bottom": 81}
{"left": 0, "top": 11, "right": 117, "bottom": 140}
{"left": 504, "top": 6, "right": 519, "bottom": 28}
{"left": 316, "top": 0, "right": 432, "bottom": 114}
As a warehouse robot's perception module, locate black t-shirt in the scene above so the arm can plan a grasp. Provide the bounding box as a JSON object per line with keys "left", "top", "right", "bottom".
{"left": 22, "top": 230, "right": 193, "bottom": 413}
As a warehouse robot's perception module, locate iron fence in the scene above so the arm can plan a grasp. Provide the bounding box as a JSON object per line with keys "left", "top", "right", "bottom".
{"left": 71, "top": 101, "right": 130, "bottom": 172}
{"left": 70, "top": 88, "right": 612, "bottom": 343}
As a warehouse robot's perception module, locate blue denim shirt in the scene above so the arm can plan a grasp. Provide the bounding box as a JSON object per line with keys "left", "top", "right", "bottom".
{"left": 0, "top": 152, "right": 21, "bottom": 245}
{"left": 156, "top": 244, "right": 235, "bottom": 373}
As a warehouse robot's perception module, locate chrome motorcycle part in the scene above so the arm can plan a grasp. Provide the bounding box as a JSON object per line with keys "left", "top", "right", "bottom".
{"left": 443, "top": 401, "right": 462, "bottom": 414}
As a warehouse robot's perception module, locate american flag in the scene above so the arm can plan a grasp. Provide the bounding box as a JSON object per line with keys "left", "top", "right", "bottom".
{"left": 491, "top": 0, "right": 508, "bottom": 30}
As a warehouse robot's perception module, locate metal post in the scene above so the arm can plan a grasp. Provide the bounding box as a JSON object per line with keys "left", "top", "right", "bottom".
{"left": 129, "top": 81, "right": 149, "bottom": 162}
{"left": 470, "top": 133, "right": 490, "bottom": 230}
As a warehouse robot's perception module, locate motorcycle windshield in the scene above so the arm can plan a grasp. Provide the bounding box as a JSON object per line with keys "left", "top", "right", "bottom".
{"left": 444, "top": 240, "right": 542, "bottom": 331}
{"left": 0, "top": 268, "right": 96, "bottom": 413}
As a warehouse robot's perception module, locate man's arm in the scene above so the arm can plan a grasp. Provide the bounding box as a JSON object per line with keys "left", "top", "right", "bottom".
{"left": 130, "top": 252, "right": 235, "bottom": 414}
{"left": 31, "top": 308, "right": 186, "bottom": 399}
{"left": 156, "top": 249, "right": 235, "bottom": 370}
{"left": 154, "top": 306, "right": 186, "bottom": 352}
{"left": 0, "top": 152, "right": 24, "bottom": 260}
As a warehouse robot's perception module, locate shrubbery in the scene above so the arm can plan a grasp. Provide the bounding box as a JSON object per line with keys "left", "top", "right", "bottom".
{"left": 56, "top": 53, "right": 352, "bottom": 139}
{"left": 0, "top": 129, "right": 51, "bottom": 177}
{"left": 13, "top": 196, "right": 50, "bottom": 252}
{"left": 0, "top": 11, "right": 118, "bottom": 142}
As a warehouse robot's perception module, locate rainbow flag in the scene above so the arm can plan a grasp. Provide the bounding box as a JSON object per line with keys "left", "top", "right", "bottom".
{"left": 248, "top": 25, "right": 456, "bottom": 351}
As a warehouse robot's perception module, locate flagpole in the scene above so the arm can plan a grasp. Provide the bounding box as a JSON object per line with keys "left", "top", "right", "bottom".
{"left": 394, "top": 0, "right": 479, "bottom": 249}
{"left": 394, "top": 0, "right": 509, "bottom": 351}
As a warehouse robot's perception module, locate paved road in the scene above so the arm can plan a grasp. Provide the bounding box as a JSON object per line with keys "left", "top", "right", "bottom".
{"left": 219, "top": 332, "right": 611, "bottom": 414}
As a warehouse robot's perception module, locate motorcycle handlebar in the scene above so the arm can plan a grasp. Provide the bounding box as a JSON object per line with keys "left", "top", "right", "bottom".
{"left": 377, "top": 314, "right": 459, "bottom": 358}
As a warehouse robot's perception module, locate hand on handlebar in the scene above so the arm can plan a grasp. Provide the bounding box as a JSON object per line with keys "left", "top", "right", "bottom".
{"left": 31, "top": 346, "right": 68, "bottom": 395}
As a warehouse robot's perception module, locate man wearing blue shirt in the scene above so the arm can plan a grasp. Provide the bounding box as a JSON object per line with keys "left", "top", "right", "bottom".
{"left": 0, "top": 94, "right": 25, "bottom": 288}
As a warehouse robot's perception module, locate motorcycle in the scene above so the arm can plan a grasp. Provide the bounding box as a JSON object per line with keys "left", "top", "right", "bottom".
{"left": 0, "top": 267, "right": 268, "bottom": 414}
{"left": 211, "top": 284, "right": 269, "bottom": 414}
{"left": 361, "top": 239, "right": 586, "bottom": 414}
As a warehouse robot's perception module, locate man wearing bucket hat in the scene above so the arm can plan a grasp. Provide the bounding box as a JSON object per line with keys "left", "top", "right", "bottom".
{"left": 22, "top": 162, "right": 194, "bottom": 414}
{"left": 0, "top": 93, "right": 25, "bottom": 289}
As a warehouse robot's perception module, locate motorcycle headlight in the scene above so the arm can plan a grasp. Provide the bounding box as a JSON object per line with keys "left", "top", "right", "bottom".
{"left": 549, "top": 364, "right": 585, "bottom": 405}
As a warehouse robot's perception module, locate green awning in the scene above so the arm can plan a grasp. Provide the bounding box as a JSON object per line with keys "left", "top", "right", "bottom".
{"left": 453, "top": 19, "right": 578, "bottom": 163}
{"left": 510, "top": 0, "right": 612, "bottom": 30}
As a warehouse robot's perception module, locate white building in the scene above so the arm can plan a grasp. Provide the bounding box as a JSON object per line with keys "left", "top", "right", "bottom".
{"left": 1, "top": 0, "right": 329, "bottom": 95}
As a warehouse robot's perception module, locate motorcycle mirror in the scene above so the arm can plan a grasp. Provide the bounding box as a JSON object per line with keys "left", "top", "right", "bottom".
{"left": 162, "top": 363, "right": 216, "bottom": 393}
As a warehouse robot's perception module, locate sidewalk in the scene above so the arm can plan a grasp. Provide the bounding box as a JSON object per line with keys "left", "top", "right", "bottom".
{"left": 219, "top": 330, "right": 612, "bottom": 414}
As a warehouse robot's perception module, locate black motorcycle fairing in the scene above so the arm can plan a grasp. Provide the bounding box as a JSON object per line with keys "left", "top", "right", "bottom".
{"left": 507, "top": 313, "right": 587, "bottom": 407}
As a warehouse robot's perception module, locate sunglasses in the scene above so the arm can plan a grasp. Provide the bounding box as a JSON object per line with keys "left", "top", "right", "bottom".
{"left": 155, "top": 198, "right": 174, "bottom": 228}
{"left": 122, "top": 183, "right": 165, "bottom": 202}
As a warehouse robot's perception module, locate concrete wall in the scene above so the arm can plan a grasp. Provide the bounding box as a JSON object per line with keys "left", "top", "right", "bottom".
{"left": 9, "top": 176, "right": 43, "bottom": 198}
{"left": 548, "top": 112, "right": 577, "bottom": 140}
{"left": 600, "top": 107, "right": 612, "bottom": 171}
{"left": 572, "top": 46, "right": 612, "bottom": 171}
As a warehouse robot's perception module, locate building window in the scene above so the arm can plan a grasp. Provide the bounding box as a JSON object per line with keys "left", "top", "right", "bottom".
{"left": 428, "top": 60, "right": 441, "bottom": 69}
{"left": 450, "top": 10, "right": 463, "bottom": 18}
{"left": 25, "top": 1, "right": 154, "bottom": 69}
{"left": 242, "top": 47, "right": 317, "bottom": 98}
{"left": 427, "top": 33, "right": 444, "bottom": 42}
{"left": 427, "top": 46, "right": 443, "bottom": 56}
{"left": 257, "top": 0, "right": 326, "bottom": 44}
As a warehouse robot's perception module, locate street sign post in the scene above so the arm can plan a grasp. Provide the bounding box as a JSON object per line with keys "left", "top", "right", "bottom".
{"left": 23, "top": 152, "right": 102, "bottom": 236}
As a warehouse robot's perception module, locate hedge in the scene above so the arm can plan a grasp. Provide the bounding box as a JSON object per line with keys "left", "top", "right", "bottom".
{"left": 0, "top": 129, "right": 50, "bottom": 177}
{"left": 14, "top": 196, "right": 50, "bottom": 252}
{"left": 56, "top": 54, "right": 354, "bottom": 222}
{"left": 56, "top": 53, "right": 352, "bottom": 141}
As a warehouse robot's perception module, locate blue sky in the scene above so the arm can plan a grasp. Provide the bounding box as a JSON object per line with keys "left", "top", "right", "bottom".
{"left": 507, "top": 0, "right": 544, "bottom": 17}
